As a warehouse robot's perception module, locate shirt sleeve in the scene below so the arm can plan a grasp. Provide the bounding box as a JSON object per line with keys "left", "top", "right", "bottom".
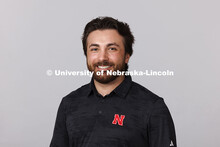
{"left": 50, "top": 98, "right": 69, "bottom": 147}
{"left": 148, "top": 98, "right": 177, "bottom": 147}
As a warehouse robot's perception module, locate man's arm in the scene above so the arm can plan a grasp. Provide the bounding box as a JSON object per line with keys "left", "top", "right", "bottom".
{"left": 148, "top": 98, "right": 177, "bottom": 147}
{"left": 50, "top": 99, "right": 69, "bottom": 147}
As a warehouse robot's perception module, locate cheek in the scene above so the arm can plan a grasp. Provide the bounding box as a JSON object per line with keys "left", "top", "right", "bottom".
{"left": 87, "top": 55, "right": 97, "bottom": 65}
{"left": 110, "top": 54, "right": 125, "bottom": 63}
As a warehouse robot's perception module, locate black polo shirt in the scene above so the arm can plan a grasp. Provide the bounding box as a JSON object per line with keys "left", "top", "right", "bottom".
{"left": 50, "top": 75, "right": 177, "bottom": 147}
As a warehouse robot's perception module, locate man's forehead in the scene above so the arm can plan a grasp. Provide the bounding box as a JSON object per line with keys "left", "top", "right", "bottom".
{"left": 87, "top": 29, "right": 124, "bottom": 46}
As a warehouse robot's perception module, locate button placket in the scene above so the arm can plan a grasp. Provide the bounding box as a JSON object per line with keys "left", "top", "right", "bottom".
{"left": 97, "top": 98, "right": 106, "bottom": 115}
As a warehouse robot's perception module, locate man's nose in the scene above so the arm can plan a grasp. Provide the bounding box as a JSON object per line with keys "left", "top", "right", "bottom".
{"left": 98, "top": 49, "right": 109, "bottom": 61}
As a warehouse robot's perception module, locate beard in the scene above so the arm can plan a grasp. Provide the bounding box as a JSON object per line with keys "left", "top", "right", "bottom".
{"left": 87, "top": 60, "right": 126, "bottom": 84}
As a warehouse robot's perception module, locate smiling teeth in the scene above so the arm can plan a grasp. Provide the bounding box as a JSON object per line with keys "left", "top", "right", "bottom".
{"left": 98, "top": 66, "right": 110, "bottom": 69}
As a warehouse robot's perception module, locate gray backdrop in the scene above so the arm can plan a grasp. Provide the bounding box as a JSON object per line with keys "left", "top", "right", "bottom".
{"left": 1, "top": 0, "right": 219, "bottom": 147}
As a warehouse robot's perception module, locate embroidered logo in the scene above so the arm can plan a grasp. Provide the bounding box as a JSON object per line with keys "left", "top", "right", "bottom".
{"left": 170, "top": 140, "right": 174, "bottom": 146}
{"left": 112, "top": 114, "right": 125, "bottom": 126}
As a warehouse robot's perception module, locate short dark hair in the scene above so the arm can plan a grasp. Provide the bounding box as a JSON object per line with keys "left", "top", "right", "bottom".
{"left": 82, "top": 16, "right": 135, "bottom": 57}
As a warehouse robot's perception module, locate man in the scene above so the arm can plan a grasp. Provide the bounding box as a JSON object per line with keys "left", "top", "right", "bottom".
{"left": 50, "top": 17, "right": 177, "bottom": 147}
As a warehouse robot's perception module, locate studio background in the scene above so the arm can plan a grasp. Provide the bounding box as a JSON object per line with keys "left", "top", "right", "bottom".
{"left": 1, "top": 0, "right": 219, "bottom": 146}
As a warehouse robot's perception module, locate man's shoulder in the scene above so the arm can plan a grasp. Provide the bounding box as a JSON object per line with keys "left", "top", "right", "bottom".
{"left": 62, "top": 83, "right": 90, "bottom": 102}
{"left": 130, "top": 81, "right": 163, "bottom": 103}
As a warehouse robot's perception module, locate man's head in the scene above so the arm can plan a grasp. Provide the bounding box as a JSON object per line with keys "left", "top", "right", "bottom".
{"left": 82, "top": 17, "right": 135, "bottom": 83}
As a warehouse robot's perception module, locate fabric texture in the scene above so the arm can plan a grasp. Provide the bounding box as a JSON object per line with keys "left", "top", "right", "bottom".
{"left": 50, "top": 76, "right": 177, "bottom": 147}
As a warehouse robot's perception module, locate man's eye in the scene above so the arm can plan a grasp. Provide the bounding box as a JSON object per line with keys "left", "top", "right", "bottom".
{"left": 109, "top": 48, "right": 117, "bottom": 51}
{"left": 90, "top": 48, "right": 98, "bottom": 51}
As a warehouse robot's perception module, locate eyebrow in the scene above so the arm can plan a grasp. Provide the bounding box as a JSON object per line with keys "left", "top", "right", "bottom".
{"left": 107, "top": 43, "right": 120, "bottom": 47}
{"left": 89, "top": 44, "right": 99, "bottom": 48}
{"left": 89, "top": 43, "right": 120, "bottom": 48}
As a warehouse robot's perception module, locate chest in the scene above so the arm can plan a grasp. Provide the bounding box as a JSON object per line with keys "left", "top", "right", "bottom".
{"left": 65, "top": 97, "right": 147, "bottom": 141}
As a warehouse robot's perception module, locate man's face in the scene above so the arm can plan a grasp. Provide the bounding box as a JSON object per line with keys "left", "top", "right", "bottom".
{"left": 86, "top": 29, "right": 130, "bottom": 84}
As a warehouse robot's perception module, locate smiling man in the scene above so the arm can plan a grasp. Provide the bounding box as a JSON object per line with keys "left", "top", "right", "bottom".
{"left": 86, "top": 29, "right": 130, "bottom": 95}
{"left": 50, "top": 17, "right": 177, "bottom": 147}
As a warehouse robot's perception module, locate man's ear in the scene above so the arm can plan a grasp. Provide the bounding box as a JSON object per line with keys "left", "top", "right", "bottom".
{"left": 125, "top": 53, "right": 130, "bottom": 64}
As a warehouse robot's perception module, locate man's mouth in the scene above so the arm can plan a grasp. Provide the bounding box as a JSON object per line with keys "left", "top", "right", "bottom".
{"left": 98, "top": 66, "right": 110, "bottom": 69}
{"left": 96, "top": 65, "right": 113, "bottom": 71}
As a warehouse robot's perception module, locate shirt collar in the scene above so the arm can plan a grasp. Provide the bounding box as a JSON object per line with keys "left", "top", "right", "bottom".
{"left": 87, "top": 75, "right": 132, "bottom": 98}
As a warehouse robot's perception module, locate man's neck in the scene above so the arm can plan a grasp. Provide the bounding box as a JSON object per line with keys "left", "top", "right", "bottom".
{"left": 94, "top": 76, "right": 125, "bottom": 97}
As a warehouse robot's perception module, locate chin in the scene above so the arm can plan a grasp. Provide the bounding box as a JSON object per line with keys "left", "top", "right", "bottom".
{"left": 93, "top": 74, "right": 118, "bottom": 84}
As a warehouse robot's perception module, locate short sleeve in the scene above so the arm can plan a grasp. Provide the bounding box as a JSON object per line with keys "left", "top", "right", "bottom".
{"left": 50, "top": 98, "right": 69, "bottom": 147}
{"left": 148, "top": 99, "right": 177, "bottom": 147}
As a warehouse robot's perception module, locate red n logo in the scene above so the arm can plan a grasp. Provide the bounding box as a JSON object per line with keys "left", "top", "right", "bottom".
{"left": 112, "top": 114, "right": 125, "bottom": 126}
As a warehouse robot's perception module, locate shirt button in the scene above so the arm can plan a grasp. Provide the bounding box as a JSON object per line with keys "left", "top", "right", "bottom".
{"left": 98, "top": 110, "right": 102, "bottom": 114}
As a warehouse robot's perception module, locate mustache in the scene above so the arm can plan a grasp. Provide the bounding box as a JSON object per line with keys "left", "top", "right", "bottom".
{"left": 94, "top": 61, "right": 114, "bottom": 66}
